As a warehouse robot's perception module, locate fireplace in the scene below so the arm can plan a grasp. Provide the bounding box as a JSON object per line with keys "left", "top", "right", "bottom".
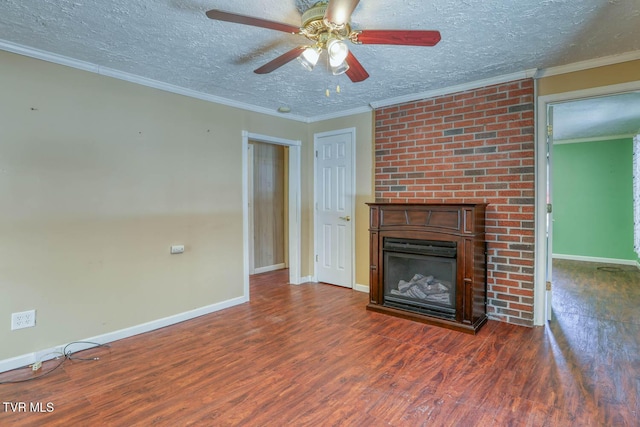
{"left": 367, "top": 203, "right": 488, "bottom": 334}
{"left": 383, "top": 238, "right": 457, "bottom": 319}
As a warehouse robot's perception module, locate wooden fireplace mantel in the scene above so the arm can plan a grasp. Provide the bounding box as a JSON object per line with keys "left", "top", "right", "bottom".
{"left": 367, "top": 203, "right": 488, "bottom": 334}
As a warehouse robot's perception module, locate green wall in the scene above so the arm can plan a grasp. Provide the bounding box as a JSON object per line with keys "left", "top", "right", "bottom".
{"left": 552, "top": 138, "right": 635, "bottom": 261}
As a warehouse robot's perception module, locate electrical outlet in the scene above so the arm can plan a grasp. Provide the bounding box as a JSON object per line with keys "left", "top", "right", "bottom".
{"left": 11, "top": 310, "right": 36, "bottom": 330}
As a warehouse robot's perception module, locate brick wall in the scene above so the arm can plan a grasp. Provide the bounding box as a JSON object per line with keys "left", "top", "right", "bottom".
{"left": 374, "top": 79, "right": 535, "bottom": 326}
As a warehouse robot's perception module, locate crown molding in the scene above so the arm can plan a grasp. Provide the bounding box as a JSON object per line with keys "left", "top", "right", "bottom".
{"left": 0, "top": 39, "right": 311, "bottom": 123}
{"left": 534, "top": 50, "right": 640, "bottom": 79}
{"left": 369, "top": 69, "right": 538, "bottom": 110}
{"left": 307, "top": 105, "right": 373, "bottom": 122}
{"left": 4, "top": 38, "right": 640, "bottom": 124}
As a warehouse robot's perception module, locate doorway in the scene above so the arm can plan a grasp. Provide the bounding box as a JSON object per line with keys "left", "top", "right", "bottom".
{"left": 242, "top": 131, "right": 302, "bottom": 300}
{"left": 249, "top": 140, "right": 287, "bottom": 275}
{"left": 535, "top": 82, "right": 640, "bottom": 325}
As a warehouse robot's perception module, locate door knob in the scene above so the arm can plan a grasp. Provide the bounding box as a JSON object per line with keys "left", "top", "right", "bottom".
{"left": 340, "top": 216, "right": 351, "bottom": 221}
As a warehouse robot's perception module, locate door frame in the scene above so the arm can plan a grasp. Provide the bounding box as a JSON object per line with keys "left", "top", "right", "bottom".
{"left": 242, "top": 131, "right": 302, "bottom": 299}
{"left": 313, "top": 127, "right": 356, "bottom": 286}
{"left": 533, "top": 80, "right": 640, "bottom": 325}
{"left": 247, "top": 143, "right": 255, "bottom": 274}
{"left": 544, "top": 104, "right": 554, "bottom": 323}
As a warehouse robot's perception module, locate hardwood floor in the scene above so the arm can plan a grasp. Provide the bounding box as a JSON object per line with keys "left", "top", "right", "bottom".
{"left": 1, "top": 260, "right": 638, "bottom": 426}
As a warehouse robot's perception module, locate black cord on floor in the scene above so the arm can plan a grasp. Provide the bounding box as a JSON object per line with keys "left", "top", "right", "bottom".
{"left": 0, "top": 341, "right": 110, "bottom": 385}
{"left": 64, "top": 341, "right": 110, "bottom": 361}
{"left": 0, "top": 357, "right": 66, "bottom": 384}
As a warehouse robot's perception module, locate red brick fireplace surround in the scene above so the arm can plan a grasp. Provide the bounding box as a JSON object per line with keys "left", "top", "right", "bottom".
{"left": 374, "top": 78, "right": 535, "bottom": 326}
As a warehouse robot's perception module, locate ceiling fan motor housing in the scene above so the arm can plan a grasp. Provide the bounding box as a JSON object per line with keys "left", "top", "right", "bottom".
{"left": 301, "top": 1, "right": 351, "bottom": 45}
{"left": 302, "top": 2, "right": 328, "bottom": 27}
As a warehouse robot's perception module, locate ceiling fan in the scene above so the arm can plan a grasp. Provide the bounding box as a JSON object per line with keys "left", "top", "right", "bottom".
{"left": 205, "top": 0, "right": 441, "bottom": 83}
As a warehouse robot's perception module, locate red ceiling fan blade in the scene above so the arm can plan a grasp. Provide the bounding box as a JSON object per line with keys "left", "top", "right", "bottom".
{"left": 206, "top": 9, "right": 300, "bottom": 34}
{"left": 324, "top": 0, "right": 360, "bottom": 27}
{"left": 345, "top": 51, "right": 369, "bottom": 83}
{"left": 254, "top": 47, "right": 305, "bottom": 74}
{"left": 354, "top": 29, "right": 441, "bottom": 46}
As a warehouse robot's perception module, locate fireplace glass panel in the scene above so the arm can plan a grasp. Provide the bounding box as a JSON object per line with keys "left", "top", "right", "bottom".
{"left": 383, "top": 243, "right": 457, "bottom": 318}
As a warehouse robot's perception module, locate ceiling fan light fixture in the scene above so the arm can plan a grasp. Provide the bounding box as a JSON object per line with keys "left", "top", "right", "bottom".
{"left": 297, "top": 46, "right": 321, "bottom": 71}
{"left": 205, "top": 3, "right": 441, "bottom": 84}
{"left": 330, "top": 58, "right": 350, "bottom": 75}
{"left": 327, "top": 38, "right": 349, "bottom": 63}
{"left": 323, "top": 18, "right": 346, "bottom": 31}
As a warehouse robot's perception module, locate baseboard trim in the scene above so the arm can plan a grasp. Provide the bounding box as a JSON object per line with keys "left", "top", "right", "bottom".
{"left": 253, "top": 263, "right": 286, "bottom": 274}
{"left": 353, "top": 283, "right": 370, "bottom": 293}
{"left": 0, "top": 295, "right": 248, "bottom": 374}
{"left": 289, "top": 275, "right": 314, "bottom": 285}
{"left": 553, "top": 253, "right": 638, "bottom": 266}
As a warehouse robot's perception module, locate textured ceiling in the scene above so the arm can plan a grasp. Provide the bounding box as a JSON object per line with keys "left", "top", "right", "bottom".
{"left": 1, "top": 0, "right": 640, "bottom": 126}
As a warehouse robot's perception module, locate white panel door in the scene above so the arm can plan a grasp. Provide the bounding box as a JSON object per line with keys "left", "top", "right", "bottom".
{"left": 315, "top": 129, "right": 354, "bottom": 288}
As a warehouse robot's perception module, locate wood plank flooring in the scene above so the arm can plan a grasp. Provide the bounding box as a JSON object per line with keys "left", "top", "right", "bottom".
{"left": 1, "top": 260, "right": 638, "bottom": 426}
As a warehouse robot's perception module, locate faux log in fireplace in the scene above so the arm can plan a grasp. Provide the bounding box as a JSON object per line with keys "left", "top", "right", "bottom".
{"left": 367, "top": 203, "right": 488, "bottom": 334}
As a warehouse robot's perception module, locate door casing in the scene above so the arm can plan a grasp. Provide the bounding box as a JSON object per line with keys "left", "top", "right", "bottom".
{"left": 242, "top": 131, "right": 302, "bottom": 301}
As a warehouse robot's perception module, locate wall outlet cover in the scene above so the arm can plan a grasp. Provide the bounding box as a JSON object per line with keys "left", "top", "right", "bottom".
{"left": 11, "top": 310, "right": 36, "bottom": 330}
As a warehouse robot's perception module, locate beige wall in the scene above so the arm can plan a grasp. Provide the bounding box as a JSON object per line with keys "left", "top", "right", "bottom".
{"left": 537, "top": 59, "right": 640, "bottom": 95}
{"left": 0, "top": 50, "right": 312, "bottom": 360}
{"left": 308, "top": 113, "right": 375, "bottom": 288}
{"left": 0, "top": 50, "right": 376, "bottom": 362}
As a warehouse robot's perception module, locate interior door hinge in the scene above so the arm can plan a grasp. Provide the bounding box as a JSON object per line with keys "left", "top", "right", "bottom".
{"left": 315, "top": 255, "right": 318, "bottom": 262}
{"left": 546, "top": 281, "right": 552, "bottom": 291}
{"left": 315, "top": 150, "right": 318, "bottom": 158}
{"left": 546, "top": 203, "right": 552, "bottom": 213}
{"left": 547, "top": 124, "right": 553, "bottom": 137}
